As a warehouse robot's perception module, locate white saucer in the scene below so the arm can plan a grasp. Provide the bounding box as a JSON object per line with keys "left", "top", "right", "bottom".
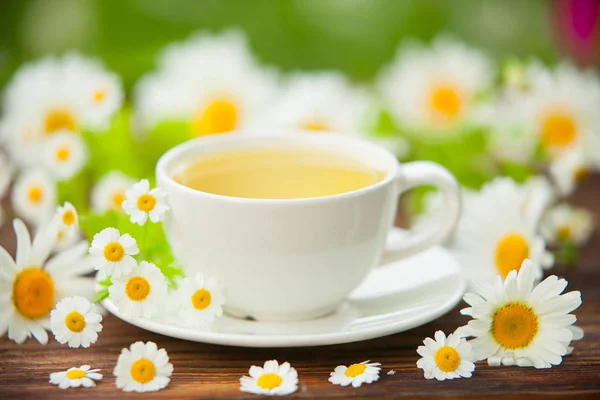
{"left": 103, "top": 228, "right": 465, "bottom": 348}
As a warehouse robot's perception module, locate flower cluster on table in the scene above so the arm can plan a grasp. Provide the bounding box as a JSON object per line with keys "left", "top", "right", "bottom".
{"left": 0, "top": 28, "right": 595, "bottom": 394}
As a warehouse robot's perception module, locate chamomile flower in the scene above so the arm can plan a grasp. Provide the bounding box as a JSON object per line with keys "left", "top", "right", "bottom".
{"left": 56, "top": 202, "right": 78, "bottom": 232}
{"left": 89, "top": 228, "right": 139, "bottom": 278}
{"left": 549, "top": 147, "right": 600, "bottom": 196}
{"left": 0, "top": 219, "right": 95, "bottom": 344}
{"left": 1, "top": 53, "right": 123, "bottom": 168}
{"left": 452, "top": 178, "right": 554, "bottom": 285}
{"left": 11, "top": 169, "right": 56, "bottom": 226}
{"left": 122, "top": 179, "right": 169, "bottom": 225}
{"left": 55, "top": 226, "right": 80, "bottom": 252}
{"left": 461, "top": 259, "right": 582, "bottom": 368}
{"left": 416, "top": 331, "right": 475, "bottom": 381}
{"left": 49, "top": 365, "right": 102, "bottom": 389}
{"left": 523, "top": 61, "right": 600, "bottom": 157}
{"left": 329, "top": 360, "right": 381, "bottom": 388}
{"left": 377, "top": 35, "right": 494, "bottom": 135}
{"left": 50, "top": 296, "right": 102, "bottom": 348}
{"left": 91, "top": 171, "right": 136, "bottom": 213}
{"left": 263, "top": 72, "right": 370, "bottom": 133}
{"left": 541, "top": 204, "right": 594, "bottom": 246}
{"left": 114, "top": 341, "right": 173, "bottom": 392}
{"left": 134, "top": 30, "right": 278, "bottom": 136}
{"left": 43, "top": 131, "right": 88, "bottom": 181}
{"left": 109, "top": 261, "right": 167, "bottom": 318}
{"left": 240, "top": 360, "right": 298, "bottom": 396}
{"left": 174, "top": 272, "right": 225, "bottom": 326}
{"left": 478, "top": 90, "right": 540, "bottom": 165}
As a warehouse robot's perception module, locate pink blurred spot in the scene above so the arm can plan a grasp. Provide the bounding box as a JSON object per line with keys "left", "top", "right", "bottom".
{"left": 553, "top": 0, "right": 599, "bottom": 65}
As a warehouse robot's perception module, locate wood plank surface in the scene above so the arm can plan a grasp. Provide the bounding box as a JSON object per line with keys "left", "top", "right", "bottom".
{"left": 1, "top": 178, "right": 599, "bottom": 399}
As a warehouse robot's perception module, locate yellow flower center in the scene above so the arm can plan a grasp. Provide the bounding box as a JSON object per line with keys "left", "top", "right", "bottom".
{"left": 540, "top": 111, "right": 577, "bottom": 148}
{"left": 126, "top": 277, "right": 151, "bottom": 301}
{"left": 56, "top": 230, "right": 66, "bottom": 243}
{"left": 104, "top": 242, "right": 124, "bottom": 262}
{"left": 298, "top": 121, "right": 330, "bottom": 132}
{"left": 494, "top": 233, "right": 529, "bottom": 278}
{"left": 12, "top": 268, "right": 55, "bottom": 319}
{"left": 574, "top": 167, "right": 589, "bottom": 183}
{"left": 44, "top": 109, "right": 76, "bottom": 134}
{"left": 137, "top": 193, "right": 156, "bottom": 212}
{"left": 344, "top": 363, "right": 366, "bottom": 378}
{"left": 434, "top": 346, "right": 461, "bottom": 373}
{"left": 558, "top": 226, "right": 572, "bottom": 240}
{"left": 191, "top": 288, "right": 212, "bottom": 310}
{"left": 62, "top": 210, "right": 76, "bottom": 226}
{"left": 93, "top": 89, "right": 106, "bottom": 103}
{"left": 429, "top": 84, "right": 462, "bottom": 119}
{"left": 111, "top": 192, "right": 125, "bottom": 210}
{"left": 193, "top": 98, "right": 238, "bottom": 136}
{"left": 492, "top": 303, "right": 538, "bottom": 349}
{"left": 130, "top": 358, "right": 156, "bottom": 384}
{"left": 28, "top": 186, "right": 43, "bottom": 204}
{"left": 65, "top": 311, "right": 86, "bottom": 332}
{"left": 55, "top": 146, "right": 71, "bottom": 162}
{"left": 66, "top": 369, "right": 87, "bottom": 379}
{"left": 256, "top": 373, "right": 282, "bottom": 390}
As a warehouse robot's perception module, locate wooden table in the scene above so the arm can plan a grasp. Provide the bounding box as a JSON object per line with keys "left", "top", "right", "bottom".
{"left": 1, "top": 178, "right": 599, "bottom": 399}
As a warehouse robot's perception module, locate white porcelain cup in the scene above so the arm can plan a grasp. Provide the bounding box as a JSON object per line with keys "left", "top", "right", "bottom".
{"left": 156, "top": 131, "right": 460, "bottom": 322}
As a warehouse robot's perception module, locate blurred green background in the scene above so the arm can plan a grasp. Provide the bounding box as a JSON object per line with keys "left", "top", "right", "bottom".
{"left": 0, "top": 0, "right": 561, "bottom": 91}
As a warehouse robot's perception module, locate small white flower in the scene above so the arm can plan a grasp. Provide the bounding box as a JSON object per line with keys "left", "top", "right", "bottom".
{"left": 109, "top": 261, "right": 167, "bottom": 318}
{"left": 329, "top": 360, "right": 381, "bottom": 388}
{"left": 91, "top": 171, "right": 136, "bottom": 213}
{"left": 240, "top": 360, "right": 298, "bottom": 396}
{"left": 377, "top": 35, "right": 494, "bottom": 135}
{"left": 134, "top": 30, "right": 278, "bottom": 137}
{"left": 11, "top": 169, "right": 56, "bottom": 226}
{"left": 43, "top": 131, "right": 88, "bottom": 180}
{"left": 541, "top": 204, "right": 594, "bottom": 246}
{"left": 122, "top": 179, "right": 169, "bottom": 225}
{"left": 452, "top": 177, "right": 554, "bottom": 286}
{"left": 478, "top": 90, "right": 540, "bottom": 165}
{"left": 114, "top": 341, "right": 173, "bottom": 392}
{"left": 49, "top": 365, "right": 102, "bottom": 389}
{"left": 55, "top": 202, "right": 78, "bottom": 232}
{"left": 549, "top": 147, "right": 600, "bottom": 196}
{"left": 0, "top": 219, "right": 95, "bottom": 344}
{"left": 461, "top": 259, "right": 583, "bottom": 368}
{"left": 262, "top": 72, "right": 371, "bottom": 134}
{"left": 174, "top": 272, "right": 225, "bottom": 326}
{"left": 417, "top": 331, "right": 475, "bottom": 381}
{"left": 89, "top": 227, "right": 138, "bottom": 278}
{"left": 50, "top": 296, "right": 102, "bottom": 348}
{"left": 1, "top": 53, "right": 123, "bottom": 168}
{"left": 523, "top": 61, "right": 600, "bottom": 158}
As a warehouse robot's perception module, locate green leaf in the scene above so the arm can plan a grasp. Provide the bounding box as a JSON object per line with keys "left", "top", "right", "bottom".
{"left": 136, "top": 119, "right": 191, "bottom": 178}
{"left": 499, "top": 161, "right": 536, "bottom": 184}
{"left": 56, "top": 170, "right": 91, "bottom": 213}
{"left": 82, "top": 108, "right": 144, "bottom": 181}
{"left": 79, "top": 211, "right": 123, "bottom": 242}
{"left": 93, "top": 288, "right": 109, "bottom": 304}
{"left": 372, "top": 108, "right": 399, "bottom": 138}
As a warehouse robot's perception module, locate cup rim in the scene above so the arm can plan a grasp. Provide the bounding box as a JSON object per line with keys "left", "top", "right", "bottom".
{"left": 155, "top": 129, "right": 399, "bottom": 204}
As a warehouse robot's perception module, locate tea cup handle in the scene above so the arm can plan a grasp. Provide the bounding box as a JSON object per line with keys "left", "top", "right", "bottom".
{"left": 381, "top": 161, "right": 461, "bottom": 263}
